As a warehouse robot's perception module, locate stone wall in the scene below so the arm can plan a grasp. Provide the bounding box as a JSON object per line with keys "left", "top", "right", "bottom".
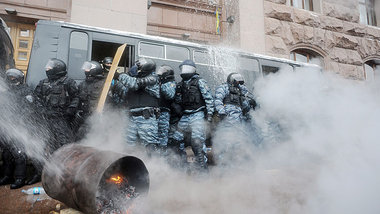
{"left": 147, "top": 0, "right": 220, "bottom": 43}
{"left": 71, "top": 0, "right": 147, "bottom": 34}
{"left": 263, "top": 0, "right": 380, "bottom": 80}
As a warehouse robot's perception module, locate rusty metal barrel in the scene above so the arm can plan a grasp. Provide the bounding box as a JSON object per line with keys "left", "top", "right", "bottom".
{"left": 42, "top": 144, "right": 149, "bottom": 214}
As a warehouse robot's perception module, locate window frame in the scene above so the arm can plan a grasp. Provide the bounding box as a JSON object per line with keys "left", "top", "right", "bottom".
{"left": 290, "top": 48, "right": 324, "bottom": 67}
{"left": 165, "top": 44, "right": 190, "bottom": 62}
{"left": 138, "top": 41, "right": 165, "bottom": 60}
{"left": 68, "top": 31, "right": 89, "bottom": 80}
{"left": 364, "top": 60, "right": 380, "bottom": 81}
{"left": 359, "top": 0, "right": 377, "bottom": 26}
{"left": 290, "top": 0, "right": 314, "bottom": 11}
{"left": 138, "top": 41, "right": 191, "bottom": 63}
{"left": 193, "top": 49, "right": 214, "bottom": 66}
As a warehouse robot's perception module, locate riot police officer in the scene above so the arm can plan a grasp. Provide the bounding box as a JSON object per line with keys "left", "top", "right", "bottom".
{"left": 156, "top": 65, "right": 176, "bottom": 153}
{"left": 0, "top": 68, "right": 30, "bottom": 189}
{"left": 34, "top": 58, "right": 79, "bottom": 151}
{"left": 75, "top": 61, "right": 106, "bottom": 140}
{"left": 172, "top": 59, "right": 214, "bottom": 171}
{"left": 214, "top": 72, "right": 255, "bottom": 124}
{"left": 213, "top": 72, "right": 258, "bottom": 166}
{"left": 101, "top": 57, "right": 113, "bottom": 73}
{"left": 32, "top": 58, "right": 79, "bottom": 184}
{"left": 114, "top": 58, "right": 161, "bottom": 154}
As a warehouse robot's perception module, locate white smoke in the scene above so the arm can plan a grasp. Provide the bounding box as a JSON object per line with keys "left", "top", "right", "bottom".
{"left": 128, "top": 67, "right": 380, "bottom": 214}
{"left": 2, "top": 63, "right": 380, "bottom": 214}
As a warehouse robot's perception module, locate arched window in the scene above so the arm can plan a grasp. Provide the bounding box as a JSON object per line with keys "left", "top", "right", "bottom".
{"left": 290, "top": 48, "right": 325, "bottom": 67}
{"left": 364, "top": 59, "right": 380, "bottom": 81}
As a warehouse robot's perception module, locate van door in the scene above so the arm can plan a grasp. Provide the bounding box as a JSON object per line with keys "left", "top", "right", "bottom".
{"left": 237, "top": 56, "right": 260, "bottom": 91}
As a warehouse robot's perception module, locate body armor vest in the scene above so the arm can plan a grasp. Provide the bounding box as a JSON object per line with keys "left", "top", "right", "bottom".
{"left": 223, "top": 85, "right": 243, "bottom": 107}
{"left": 127, "top": 89, "right": 159, "bottom": 109}
{"left": 178, "top": 77, "right": 205, "bottom": 111}
{"left": 42, "top": 76, "right": 70, "bottom": 111}
{"left": 79, "top": 77, "right": 105, "bottom": 114}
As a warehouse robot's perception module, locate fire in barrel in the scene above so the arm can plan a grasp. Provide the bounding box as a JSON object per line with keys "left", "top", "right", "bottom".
{"left": 42, "top": 144, "right": 149, "bottom": 214}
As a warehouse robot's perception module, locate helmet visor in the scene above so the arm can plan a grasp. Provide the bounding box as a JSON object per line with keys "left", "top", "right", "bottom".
{"left": 232, "top": 73, "right": 244, "bottom": 85}
{"left": 81, "top": 61, "right": 96, "bottom": 72}
{"left": 6, "top": 76, "right": 18, "bottom": 84}
{"left": 45, "top": 59, "right": 56, "bottom": 71}
{"left": 157, "top": 66, "right": 167, "bottom": 76}
{"left": 181, "top": 65, "right": 196, "bottom": 74}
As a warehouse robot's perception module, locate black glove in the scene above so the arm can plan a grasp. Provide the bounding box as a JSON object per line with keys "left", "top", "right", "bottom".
{"left": 137, "top": 75, "right": 157, "bottom": 88}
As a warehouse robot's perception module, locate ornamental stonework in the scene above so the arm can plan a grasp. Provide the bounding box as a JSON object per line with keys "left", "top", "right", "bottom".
{"left": 263, "top": 0, "right": 380, "bottom": 80}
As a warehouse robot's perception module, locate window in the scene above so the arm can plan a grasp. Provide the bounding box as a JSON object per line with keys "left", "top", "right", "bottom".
{"left": 193, "top": 50, "right": 213, "bottom": 65}
{"left": 364, "top": 60, "right": 380, "bottom": 81}
{"left": 291, "top": 0, "right": 313, "bottom": 11}
{"left": 68, "top": 31, "right": 88, "bottom": 79}
{"left": 139, "top": 42, "right": 164, "bottom": 58}
{"left": 91, "top": 40, "right": 132, "bottom": 74}
{"left": 290, "top": 49, "right": 324, "bottom": 67}
{"left": 238, "top": 56, "right": 260, "bottom": 89}
{"left": 359, "top": 0, "right": 377, "bottom": 26}
{"left": 166, "top": 45, "right": 189, "bottom": 61}
{"left": 215, "top": 52, "right": 237, "bottom": 69}
{"left": 261, "top": 59, "right": 293, "bottom": 76}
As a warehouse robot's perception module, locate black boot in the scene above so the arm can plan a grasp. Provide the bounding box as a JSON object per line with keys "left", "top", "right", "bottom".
{"left": 10, "top": 178, "right": 25, "bottom": 189}
{"left": 0, "top": 176, "right": 12, "bottom": 185}
{"left": 27, "top": 174, "right": 41, "bottom": 185}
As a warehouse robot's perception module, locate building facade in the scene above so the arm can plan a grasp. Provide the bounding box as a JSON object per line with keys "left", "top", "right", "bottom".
{"left": 259, "top": 0, "right": 380, "bottom": 80}
{"left": 1, "top": 0, "right": 380, "bottom": 80}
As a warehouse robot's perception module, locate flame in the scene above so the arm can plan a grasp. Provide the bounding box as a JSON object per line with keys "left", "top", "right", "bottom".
{"left": 109, "top": 175, "right": 123, "bottom": 184}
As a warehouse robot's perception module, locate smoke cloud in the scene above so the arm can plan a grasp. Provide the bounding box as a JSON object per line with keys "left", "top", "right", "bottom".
{"left": 125, "top": 67, "right": 380, "bottom": 214}
{"left": 2, "top": 64, "right": 380, "bottom": 214}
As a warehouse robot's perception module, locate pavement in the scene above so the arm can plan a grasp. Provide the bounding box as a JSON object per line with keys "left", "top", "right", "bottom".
{"left": 0, "top": 182, "right": 82, "bottom": 214}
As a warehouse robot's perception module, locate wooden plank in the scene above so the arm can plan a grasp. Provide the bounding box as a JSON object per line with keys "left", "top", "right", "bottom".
{"left": 96, "top": 43, "right": 127, "bottom": 113}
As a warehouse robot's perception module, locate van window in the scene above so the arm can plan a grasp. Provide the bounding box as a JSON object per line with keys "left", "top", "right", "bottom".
{"left": 238, "top": 56, "right": 260, "bottom": 87}
{"left": 166, "top": 45, "right": 189, "bottom": 61}
{"left": 261, "top": 59, "right": 293, "bottom": 76}
{"left": 215, "top": 52, "right": 237, "bottom": 69}
{"left": 139, "top": 42, "right": 164, "bottom": 58}
{"left": 68, "top": 31, "right": 88, "bottom": 79}
{"left": 238, "top": 56, "right": 259, "bottom": 71}
{"left": 194, "top": 50, "right": 213, "bottom": 65}
{"left": 92, "top": 40, "right": 132, "bottom": 73}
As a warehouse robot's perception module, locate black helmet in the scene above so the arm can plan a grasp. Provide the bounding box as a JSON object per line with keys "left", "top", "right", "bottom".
{"left": 157, "top": 65, "right": 174, "bottom": 76}
{"left": 5, "top": 68, "right": 24, "bottom": 86}
{"left": 45, "top": 58, "right": 67, "bottom": 80}
{"left": 179, "top": 59, "right": 196, "bottom": 80}
{"left": 227, "top": 73, "right": 244, "bottom": 86}
{"left": 81, "top": 61, "right": 103, "bottom": 78}
{"left": 139, "top": 58, "right": 156, "bottom": 76}
{"left": 102, "top": 57, "right": 113, "bottom": 69}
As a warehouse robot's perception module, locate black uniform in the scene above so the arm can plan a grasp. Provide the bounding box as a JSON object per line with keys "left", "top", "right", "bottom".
{"left": 34, "top": 59, "right": 79, "bottom": 153}
{"left": 75, "top": 61, "right": 106, "bottom": 140}
{"left": 0, "top": 69, "right": 33, "bottom": 188}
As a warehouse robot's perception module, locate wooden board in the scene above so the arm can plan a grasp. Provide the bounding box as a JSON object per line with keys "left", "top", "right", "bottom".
{"left": 96, "top": 43, "right": 127, "bottom": 113}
